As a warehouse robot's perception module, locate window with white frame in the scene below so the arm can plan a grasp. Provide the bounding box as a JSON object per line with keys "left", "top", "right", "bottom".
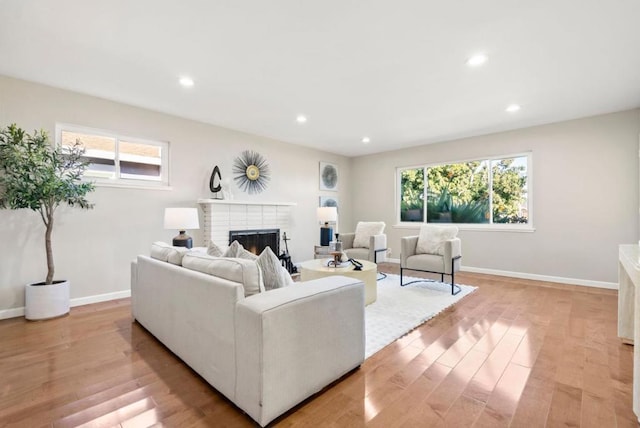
{"left": 56, "top": 124, "right": 169, "bottom": 187}
{"left": 398, "top": 153, "right": 531, "bottom": 227}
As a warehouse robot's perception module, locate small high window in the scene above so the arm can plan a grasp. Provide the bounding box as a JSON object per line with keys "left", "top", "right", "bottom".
{"left": 56, "top": 124, "right": 169, "bottom": 188}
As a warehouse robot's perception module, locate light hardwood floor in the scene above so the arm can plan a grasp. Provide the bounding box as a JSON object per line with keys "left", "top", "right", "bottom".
{"left": 0, "top": 264, "right": 636, "bottom": 427}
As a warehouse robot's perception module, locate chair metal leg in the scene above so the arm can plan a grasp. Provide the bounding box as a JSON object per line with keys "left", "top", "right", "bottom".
{"left": 400, "top": 257, "right": 463, "bottom": 295}
{"left": 450, "top": 256, "right": 461, "bottom": 295}
{"left": 375, "top": 248, "right": 388, "bottom": 281}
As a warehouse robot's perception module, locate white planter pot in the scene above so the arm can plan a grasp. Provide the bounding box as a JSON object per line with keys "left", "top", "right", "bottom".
{"left": 25, "top": 280, "right": 70, "bottom": 320}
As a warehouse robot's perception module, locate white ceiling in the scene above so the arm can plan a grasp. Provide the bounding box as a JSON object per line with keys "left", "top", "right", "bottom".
{"left": 1, "top": 1, "right": 639, "bottom": 157}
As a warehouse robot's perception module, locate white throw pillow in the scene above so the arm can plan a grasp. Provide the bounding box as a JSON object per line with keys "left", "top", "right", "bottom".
{"left": 256, "top": 246, "right": 293, "bottom": 290}
{"left": 207, "top": 241, "right": 224, "bottom": 257}
{"left": 182, "top": 252, "right": 264, "bottom": 296}
{"left": 150, "top": 241, "right": 190, "bottom": 265}
{"left": 353, "top": 221, "right": 386, "bottom": 249}
{"left": 223, "top": 240, "right": 258, "bottom": 260}
{"left": 416, "top": 225, "right": 459, "bottom": 256}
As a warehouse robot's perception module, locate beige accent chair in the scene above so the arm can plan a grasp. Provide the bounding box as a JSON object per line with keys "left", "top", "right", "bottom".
{"left": 339, "top": 221, "right": 387, "bottom": 264}
{"left": 400, "top": 225, "right": 462, "bottom": 295}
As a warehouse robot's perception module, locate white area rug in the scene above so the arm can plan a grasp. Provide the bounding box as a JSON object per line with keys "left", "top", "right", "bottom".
{"left": 365, "top": 274, "right": 476, "bottom": 358}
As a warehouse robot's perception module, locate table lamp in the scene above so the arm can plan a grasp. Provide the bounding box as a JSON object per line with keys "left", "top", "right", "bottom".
{"left": 317, "top": 206, "right": 337, "bottom": 246}
{"left": 164, "top": 207, "right": 200, "bottom": 248}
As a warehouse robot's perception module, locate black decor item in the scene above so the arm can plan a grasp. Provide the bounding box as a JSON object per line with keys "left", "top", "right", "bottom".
{"left": 209, "top": 165, "right": 222, "bottom": 192}
{"left": 209, "top": 165, "right": 222, "bottom": 198}
{"left": 233, "top": 150, "right": 270, "bottom": 194}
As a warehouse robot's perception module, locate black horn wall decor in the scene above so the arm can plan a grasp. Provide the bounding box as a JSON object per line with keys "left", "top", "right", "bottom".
{"left": 209, "top": 165, "right": 222, "bottom": 198}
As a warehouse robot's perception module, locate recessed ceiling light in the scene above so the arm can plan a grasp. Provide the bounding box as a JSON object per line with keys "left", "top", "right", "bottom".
{"left": 466, "top": 53, "right": 488, "bottom": 67}
{"left": 296, "top": 115, "right": 307, "bottom": 123}
{"left": 505, "top": 104, "right": 521, "bottom": 113}
{"left": 179, "top": 76, "right": 194, "bottom": 87}
{"left": 362, "top": 137, "right": 371, "bottom": 144}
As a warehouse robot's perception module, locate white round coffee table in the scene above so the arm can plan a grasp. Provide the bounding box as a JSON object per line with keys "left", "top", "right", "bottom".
{"left": 299, "top": 258, "right": 377, "bottom": 305}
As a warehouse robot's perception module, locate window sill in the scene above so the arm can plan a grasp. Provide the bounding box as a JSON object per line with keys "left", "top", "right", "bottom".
{"left": 93, "top": 181, "right": 172, "bottom": 191}
{"left": 393, "top": 223, "right": 535, "bottom": 233}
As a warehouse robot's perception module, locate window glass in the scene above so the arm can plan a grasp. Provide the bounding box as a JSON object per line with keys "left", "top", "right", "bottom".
{"left": 61, "top": 131, "right": 116, "bottom": 178}
{"left": 427, "top": 161, "right": 489, "bottom": 224}
{"left": 57, "top": 125, "right": 169, "bottom": 187}
{"left": 398, "top": 154, "right": 530, "bottom": 226}
{"left": 491, "top": 156, "right": 528, "bottom": 223}
{"left": 119, "top": 140, "right": 162, "bottom": 180}
{"left": 400, "top": 168, "right": 424, "bottom": 222}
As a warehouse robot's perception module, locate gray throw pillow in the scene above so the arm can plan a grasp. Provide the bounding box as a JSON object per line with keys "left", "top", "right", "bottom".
{"left": 207, "top": 241, "right": 224, "bottom": 257}
{"left": 224, "top": 240, "right": 258, "bottom": 260}
{"left": 257, "top": 246, "right": 293, "bottom": 290}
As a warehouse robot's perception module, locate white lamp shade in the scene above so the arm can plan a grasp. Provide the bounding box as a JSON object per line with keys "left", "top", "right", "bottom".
{"left": 164, "top": 208, "right": 200, "bottom": 230}
{"left": 317, "top": 206, "right": 337, "bottom": 223}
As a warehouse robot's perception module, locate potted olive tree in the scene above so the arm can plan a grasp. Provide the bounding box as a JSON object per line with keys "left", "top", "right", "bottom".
{"left": 0, "top": 124, "right": 95, "bottom": 320}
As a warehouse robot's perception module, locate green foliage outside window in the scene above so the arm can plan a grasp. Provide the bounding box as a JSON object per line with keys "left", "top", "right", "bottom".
{"left": 427, "top": 161, "right": 490, "bottom": 223}
{"left": 399, "top": 155, "right": 528, "bottom": 225}
{"left": 491, "top": 159, "right": 528, "bottom": 223}
{"left": 400, "top": 168, "right": 424, "bottom": 222}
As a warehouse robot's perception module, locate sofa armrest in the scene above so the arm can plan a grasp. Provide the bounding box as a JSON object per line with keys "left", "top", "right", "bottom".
{"left": 369, "top": 234, "right": 387, "bottom": 262}
{"left": 443, "top": 238, "right": 462, "bottom": 274}
{"left": 340, "top": 232, "right": 355, "bottom": 250}
{"left": 401, "top": 235, "right": 419, "bottom": 266}
{"left": 234, "top": 276, "right": 365, "bottom": 426}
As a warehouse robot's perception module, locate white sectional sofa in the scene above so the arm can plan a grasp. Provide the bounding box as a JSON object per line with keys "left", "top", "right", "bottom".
{"left": 131, "top": 254, "right": 365, "bottom": 426}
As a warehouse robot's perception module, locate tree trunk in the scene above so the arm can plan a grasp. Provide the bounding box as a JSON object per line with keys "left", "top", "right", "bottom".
{"left": 45, "top": 214, "right": 54, "bottom": 285}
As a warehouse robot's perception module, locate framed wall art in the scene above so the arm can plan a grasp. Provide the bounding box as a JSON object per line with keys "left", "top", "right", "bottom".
{"left": 319, "top": 161, "right": 338, "bottom": 191}
{"left": 319, "top": 196, "right": 338, "bottom": 210}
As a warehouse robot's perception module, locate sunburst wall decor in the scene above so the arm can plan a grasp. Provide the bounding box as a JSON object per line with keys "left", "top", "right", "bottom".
{"left": 233, "top": 150, "right": 270, "bottom": 194}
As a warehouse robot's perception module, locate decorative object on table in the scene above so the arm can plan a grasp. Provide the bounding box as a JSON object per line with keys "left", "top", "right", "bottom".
{"left": 233, "top": 150, "right": 270, "bottom": 194}
{"left": 348, "top": 258, "right": 363, "bottom": 271}
{"left": 330, "top": 233, "right": 343, "bottom": 252}
{"left": 317, "top": 206, "right": 337, "bottom": 246}
{"left": 220, "top": 177, "right": 233, "bottom": 200}
{"left": 319, "top": 161, "right": 338, "bottom": 191}
{"left": 209, "top": 165, "right": 223, "bottom": 198}
{"left": 164, "top": 207, "right": 200, "bottom": 248}
{"left": 327, "top": 251, "right": 350, "bottom": 267}
{"left": 0, "top": 124, "right": 95, "bottom": 320}
{"left": 279, "top": 232, "right": 298, "bottom": 274}
{"left": 319, "top": 195, "right": 338, "bottom": 209}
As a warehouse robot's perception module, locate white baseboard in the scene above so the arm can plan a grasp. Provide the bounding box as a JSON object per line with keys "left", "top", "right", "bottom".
{"left": 460, "top": 266, "right": 618, "bottom": 290}
{"left": 0, "top": 289, "right": 131, "bottom": 320}
{"left": 70, "top": 289, "right": 131, "bottom": 307}
{"left": 382, "top": 259, "right": 617, "bottom": 290}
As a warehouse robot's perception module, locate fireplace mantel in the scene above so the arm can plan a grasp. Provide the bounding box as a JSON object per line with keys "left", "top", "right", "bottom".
{"left": 198, "top": 199, "right": 296, "bottom": 206}
{"left": 198, "top": 199, "right": 296, "bottom": 247}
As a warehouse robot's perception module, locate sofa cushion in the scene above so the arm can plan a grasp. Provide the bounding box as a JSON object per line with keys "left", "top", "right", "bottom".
{"left": 150, "top": 241, "right": 190, "bottom": 265}
{"left": 416, "top": 225, "right": 458, "bottom": 256}
{"left": 182, "top": 252, "right": 264, "bottom": 296}
{"left": 257, "top": 246, "right": 293, "bottom": 290}
{"left": 224, "top": 240, "right": 259, "bottom": 260}
{"left": 353, "top": 221, "right": 385, "bottom": 249}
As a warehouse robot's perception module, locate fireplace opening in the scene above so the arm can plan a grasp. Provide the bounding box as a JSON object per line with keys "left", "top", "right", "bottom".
{"left": 229, "top": 229, "right": 279, "bottom": 256}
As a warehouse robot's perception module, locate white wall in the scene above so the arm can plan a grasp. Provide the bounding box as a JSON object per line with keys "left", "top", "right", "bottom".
{"left": 350, "top": 109, "right": 640, "bottom": 285}
{"left": 0, "top": 75, "right": 350, "bottom": 314}
{"left": 1, "top": 75, "right": 638, "bottom": 316}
